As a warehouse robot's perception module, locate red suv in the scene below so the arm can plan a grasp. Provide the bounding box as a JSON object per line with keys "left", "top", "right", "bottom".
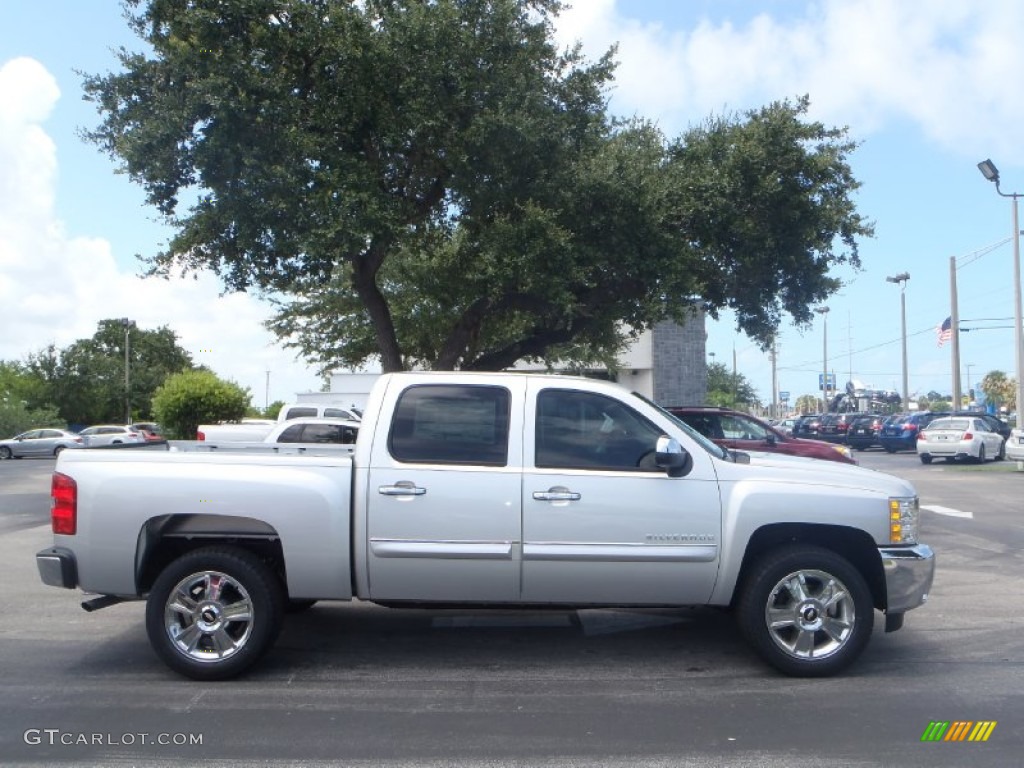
{"left": 665, "top": 407, "right": 857, "bottom": 464}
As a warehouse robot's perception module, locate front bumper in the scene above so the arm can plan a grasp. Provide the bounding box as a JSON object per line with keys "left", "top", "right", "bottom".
{"left": 879, "top": 544, "right": 935, "bottom": 615}
{"left": 36, "top": 547, "right": 78, "bottom": 589}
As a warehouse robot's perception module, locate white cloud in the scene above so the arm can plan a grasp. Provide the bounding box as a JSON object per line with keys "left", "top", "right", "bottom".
{"left": 555, "top": 0, "right": 1024, "bottom": 160}
{"left": 0, "top": 57, "right": 322, "bottom": 408}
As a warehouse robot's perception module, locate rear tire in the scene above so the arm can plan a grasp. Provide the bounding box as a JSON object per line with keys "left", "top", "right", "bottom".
{"left": 919, "top": 455, "right": 932, "bottom": 465}
{"left": 145, "top": 546, "right": 284, "bottom": 680}
{"left": 977, "top": 445, "right": 986, "bottom": 464}
{"left": 737, "top": 545, "right": 874, "bottom": 677}
{"left": 996, "top": 441, "right": 1006, "bottom": 461}
{"left": 0, "top": 446, "right": 11, "bottom": 460}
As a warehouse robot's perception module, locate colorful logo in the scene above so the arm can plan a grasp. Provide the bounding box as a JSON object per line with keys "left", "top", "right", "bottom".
{"left": 921, "top": 721, "right": 997, "bottom": 742}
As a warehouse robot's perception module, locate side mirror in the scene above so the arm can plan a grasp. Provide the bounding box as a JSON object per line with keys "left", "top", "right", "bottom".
{"left": 765, "top": 434, "right": 776, "bottom": 446}
{"left": 655, "top": 435, "right": 692, "bottom": 478}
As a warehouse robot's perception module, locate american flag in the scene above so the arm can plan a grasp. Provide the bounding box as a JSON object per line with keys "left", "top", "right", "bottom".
{"left": 936, "top": 317, "right": 952, "bottom": 347}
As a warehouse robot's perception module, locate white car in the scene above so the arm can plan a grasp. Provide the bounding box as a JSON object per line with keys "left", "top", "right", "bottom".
{"left": 917, "top": 416, "right": 1006, "bottom": 464}
{"left": 263, "top": 417, "right": 360, "bottom": 445}
{"left": 1007, "top": 427, "right": 1024, "bottom": 462}
{"left": 77, "top": 425, "right": 146, "bottom": 447}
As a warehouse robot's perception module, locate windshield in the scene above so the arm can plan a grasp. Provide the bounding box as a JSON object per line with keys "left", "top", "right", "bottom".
{"left": 631, "top": 393, "right": 730, "bottom": 460}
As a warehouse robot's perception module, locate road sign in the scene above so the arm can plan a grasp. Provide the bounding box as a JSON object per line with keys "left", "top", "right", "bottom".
{"left": 779, "top": 391, "right": 790, "bottom": 401}
{"left": 818, "top": 373, "right": 836, "bottom": 390}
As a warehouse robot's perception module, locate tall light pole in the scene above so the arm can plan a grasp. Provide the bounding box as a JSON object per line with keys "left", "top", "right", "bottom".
{"left": 977, "top": 159, "right": 1024, "bottom": 424}
{"left": 120, "top": 318, "right": 132, "bottom": 424}
{"left": 886, "top": 272, "right": 910, "bottom": 411}
{"left": 815, "top": 306, "right": 830, "bottom": 411}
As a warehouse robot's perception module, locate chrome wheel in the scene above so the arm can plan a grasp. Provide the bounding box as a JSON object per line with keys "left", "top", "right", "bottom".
{"left": 737, "top": 545, "right": 873, "bottom": 676}
{"left": 163, "top": 570, "right": 254, "bottom": 663}
{"left": 763, "top": 569, "right": 855, "bottom": 661}
{"left": 146, "top": 547, "right": 283, "bottom": 680}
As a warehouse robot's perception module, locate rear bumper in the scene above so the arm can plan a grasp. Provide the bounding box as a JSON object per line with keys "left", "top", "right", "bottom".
{"left": 879, "top": 544, "right": 935, "bottom": 615}
{"left": 36, "top": 547, "right": 78, "bottom": 589}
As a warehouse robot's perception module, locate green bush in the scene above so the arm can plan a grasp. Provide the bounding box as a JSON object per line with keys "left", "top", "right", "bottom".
{"left": 0, "top": 401, "right": 64, "bottom": 438}
{"left": 152, "top": 370, "right": 249, "bottom": 440}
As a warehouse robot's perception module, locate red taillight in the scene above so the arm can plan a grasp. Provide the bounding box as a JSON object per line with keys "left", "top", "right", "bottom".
{"left": 906, "top": 424, "right": 918, "bottom": 432}
{"left": 197, "top": 431, "right": 206, "bottom": 441}
{"left": 51, "top": 472, "right": 77, "bottom": 535}
{"left": 963, "top": 432, "right": 973, "bottom": 441}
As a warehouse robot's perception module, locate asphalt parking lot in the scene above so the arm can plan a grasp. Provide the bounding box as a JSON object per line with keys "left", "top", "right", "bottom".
{"left": 0, "top": 451, "right": 1022, "bottom": 767}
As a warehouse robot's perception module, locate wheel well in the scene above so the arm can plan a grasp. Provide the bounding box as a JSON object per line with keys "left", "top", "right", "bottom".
{"left": 733, "top": 523, "right": 886, "bottom": 611}
{"left": 136, "top": 514, "right": 287, "bottom": 595}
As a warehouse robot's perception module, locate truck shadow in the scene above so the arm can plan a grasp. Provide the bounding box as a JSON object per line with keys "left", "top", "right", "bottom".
{"left": 269, "top": 602, "right": 753, "bottom": 677}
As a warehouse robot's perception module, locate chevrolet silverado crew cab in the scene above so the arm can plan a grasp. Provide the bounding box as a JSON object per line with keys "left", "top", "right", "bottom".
{"left": 36, "top": 372, "right": 934, "bottom": 680}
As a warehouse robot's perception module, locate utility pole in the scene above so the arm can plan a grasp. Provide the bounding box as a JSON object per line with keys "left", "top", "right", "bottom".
{"left": 815, "top": 306, "right": 830, "bottom": 411}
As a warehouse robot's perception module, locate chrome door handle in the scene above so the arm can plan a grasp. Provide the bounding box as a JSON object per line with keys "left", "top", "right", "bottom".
{"left": 533, "top": 488, "right": 581, "bottom": 502}
{"left": 378, "top": 481, "right": 427, "bottom": 497}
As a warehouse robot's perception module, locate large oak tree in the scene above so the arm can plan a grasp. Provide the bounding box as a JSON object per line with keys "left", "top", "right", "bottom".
{"left": 84, "top": 0, "right": 872, "bottom": 372}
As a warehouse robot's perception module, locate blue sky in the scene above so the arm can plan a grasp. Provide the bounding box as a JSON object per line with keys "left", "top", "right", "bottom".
{"left": 3, "top": 1, "right": 1023, "bottom": 409}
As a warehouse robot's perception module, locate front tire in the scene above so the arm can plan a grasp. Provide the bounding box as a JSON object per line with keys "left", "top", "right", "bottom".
{"left": 145, "top": 547, "right": 284, "bottom": 680}
{"left": 737, "top": 545, "right": 874, "bottom": 677}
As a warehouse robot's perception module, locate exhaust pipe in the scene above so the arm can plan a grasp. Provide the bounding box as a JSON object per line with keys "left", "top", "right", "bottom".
{"left": 81, "top": 595, "right": 126, "bottom": 612}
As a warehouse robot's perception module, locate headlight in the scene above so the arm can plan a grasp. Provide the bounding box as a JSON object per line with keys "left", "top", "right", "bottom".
{"left": 831, "top": 445, "right": 853, "bottom": 460}
{"left": 889, "top": 497, "right": 919, "bottom": 545}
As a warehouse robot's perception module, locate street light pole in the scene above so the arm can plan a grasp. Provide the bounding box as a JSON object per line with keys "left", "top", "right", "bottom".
{"left": 886, "top": 272, "right": 911, "bottom": 411}
{"left": 120, "top": 318, "right": 132, "bottom": 424}
{"left": 815, "top": 306, "right": 830, "bottom": 411}
{"left": 978, "top": 159, "right": 1024, "bottom": 424}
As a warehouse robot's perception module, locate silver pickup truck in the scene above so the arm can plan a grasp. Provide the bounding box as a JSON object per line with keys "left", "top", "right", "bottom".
{"left": 37, "top": 372, "right": 934, "bottom": 680}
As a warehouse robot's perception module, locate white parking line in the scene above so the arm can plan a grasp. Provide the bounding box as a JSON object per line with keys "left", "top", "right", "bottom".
{"left": 921, "top": 504, "right": 974, "bottom": 519}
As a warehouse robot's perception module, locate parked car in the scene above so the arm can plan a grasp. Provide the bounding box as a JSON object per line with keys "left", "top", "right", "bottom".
{"left": 277, "top": 403, "right": 362, "bottom": 422}
{"left": 1007, "top": 427, "right": 1024, "bottom": 461}
{"left": 773, "top": 417, "right": 799, "bottom": 436}
{"left": 130, "top": 422, "right": 165, "bottom": 442}
{"left": 263, "top": 418, "right": 360, "bottom": 445}
{"left": 845, "top": 414, "right": 887, "bottom": 451}
{"left": 0, "top": 428, "right": 83, "bottom": 459}
{"left": 792, "top": 414, "right": 823, "bottom": 439}
{"left": 950, "top": 411, "right": 1011, "bottom": 443}
{"left": 817, "top": 412, "right": 867, "bottom": 444}
{"left": 917, "top": 416, "right": 1006, "bottom": 464}
{"left": 878, "top": 412, "right": 947, "bottom": 453}
{"left": 77, "top": 425, "right": 147, "bottom": 447}
{"left": 665, "top": 406, "right": 856, "bottom": 464}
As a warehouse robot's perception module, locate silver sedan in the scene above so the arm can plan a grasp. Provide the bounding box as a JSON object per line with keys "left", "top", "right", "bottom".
{"left": 0, "top": 428, "right": 83, "bottom": 459}
{"left": 917, "top": 416, "right": 1006, "bottom": 464}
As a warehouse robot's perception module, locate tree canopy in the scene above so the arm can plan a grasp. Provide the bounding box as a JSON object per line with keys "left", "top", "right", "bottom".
{"left": 705, "top": 361, "right": 758, "bottom": 409}
{"left": 24, "top": 319, "right": 194, "bottom": 425}
{"left": 84, "top": 0, "right": 872, "bottom": 373}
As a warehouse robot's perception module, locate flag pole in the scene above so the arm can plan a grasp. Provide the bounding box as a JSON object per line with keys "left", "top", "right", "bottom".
{"left": 950, "top": 256, "right": 962, "bottom": 408}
